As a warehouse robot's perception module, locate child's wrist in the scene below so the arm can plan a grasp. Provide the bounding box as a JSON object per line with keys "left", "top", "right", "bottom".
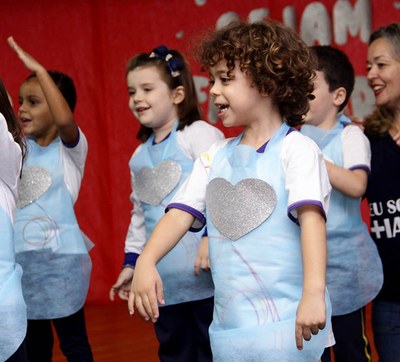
{"left": 136, "top": 253, "right": 157, "bottom": 267}
{"left": 302, "top": 285, "right": 325, "bottom": 298}
{"left": 122, "top": 264, "right": 135, "bottom": 270}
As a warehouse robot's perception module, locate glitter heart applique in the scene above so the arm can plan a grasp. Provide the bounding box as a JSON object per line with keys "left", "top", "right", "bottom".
{"left": 134, "top": 160, "right": 182, "bottom": 205}
{"left": 17, "top": 167, "right": 52, "bottom": 209}
{"left": 206, "top": 178, "right": 277, "bottom": 241}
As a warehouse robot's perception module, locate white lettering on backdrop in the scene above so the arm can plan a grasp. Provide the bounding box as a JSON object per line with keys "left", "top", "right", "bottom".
{"left": 193, "top": 0, "right": 375, "bottom": 123}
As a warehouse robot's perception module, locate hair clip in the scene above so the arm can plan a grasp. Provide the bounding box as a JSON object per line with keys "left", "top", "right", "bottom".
{"left": 149, "top": 45, "right": 183, "bottom": 78}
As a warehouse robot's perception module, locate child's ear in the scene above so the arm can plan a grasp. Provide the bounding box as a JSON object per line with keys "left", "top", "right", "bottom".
{"left": 333, "top": 87, "right": 347, "bottom": 108}
{"left": 172, "top": 86, "right": 185, "bottom": 105}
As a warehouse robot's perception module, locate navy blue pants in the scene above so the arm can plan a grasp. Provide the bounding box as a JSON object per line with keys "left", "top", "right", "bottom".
{"left": 372, "top": 300, "right": 400, "bottom": 362}
{"left": 154, "top": 297, "right": 214, "bottom": 362}
{"left": 26, "top": 307, "right": 93, "bottom": 362}
{"left": 321, "top": 307, "right": 371, "bottom": 362}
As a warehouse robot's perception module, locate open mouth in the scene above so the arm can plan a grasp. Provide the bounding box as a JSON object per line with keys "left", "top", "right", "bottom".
{"left": 136, "top": 106, "right": 150, "bottom": 114}
{"left": 371, "top": 84, "right": 384, "bottom": 96}
{"left": 215, "top": 103, "right": 229, "bottom": 117}
{"left": 20, "top": 117, "right": 32, "bottom": 126}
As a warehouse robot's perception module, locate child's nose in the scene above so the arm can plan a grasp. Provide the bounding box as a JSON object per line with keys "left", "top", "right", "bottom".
{"left": 133, "top": 93, "right": 142, "bottom": 103}
{"left": 209, "top": 84, "right": 219, "bottom": 97}
{"left": 18, "top": 102, "right": 25, "bottom": 114}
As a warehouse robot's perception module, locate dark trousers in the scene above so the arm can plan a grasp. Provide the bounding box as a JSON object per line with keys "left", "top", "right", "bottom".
{"left": 154, "top": 297, "right": 214, "bottom": 362}
{"left": 372, "top": 300, "right": 400, "bottom": 362}
{"left": 321, "top": 307, "right": 371, "bottom": 362}
{"left": 26, "top": 307, "right": 93, "bottom": 362}
{"left": 6, "top": 340, "right": 27, "bottom": 362}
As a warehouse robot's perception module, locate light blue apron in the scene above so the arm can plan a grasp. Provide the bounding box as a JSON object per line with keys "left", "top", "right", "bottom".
{"left": 0, "top": 206, "right": 26, "bottom": 360}
{"left": 301, "top": 122, "right": 383, "bottom": 315}
{"left": 15, "top": 138, "right": 92, "bottom": 319}
{"left": 206, "top": 123, "right": 331, "bottom": 361}
{"left": 130, "top": 122, "right": 214, "bottom": 305}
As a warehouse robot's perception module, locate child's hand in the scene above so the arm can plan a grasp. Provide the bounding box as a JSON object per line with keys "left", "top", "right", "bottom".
{"left": 128, "top": 257, "right": 164, "bottom": 322}
{"left": 194, "top": 236, "right": 210, "bottom": 276}
{"left": 8, "top": 36, "right": 45, "bottom": 74}
{"left": 109, "top": 267, "right": 135, "bottom": 302}
{"left": 295, "top": 292, "right": 326, "bottom": 350}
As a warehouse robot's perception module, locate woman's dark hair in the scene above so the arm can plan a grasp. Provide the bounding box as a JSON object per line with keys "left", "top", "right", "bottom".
{"left": 26, "top": 70, "right": 77, "bottom": 112}
{"left": 196, "top": 20, "right": 316, "bottom": 127}
{"left": 127, "top": 46, "right": 201, "bottom": 142}
{"left": 0, "top": 78, "right": 26, "bottom": 162}
{"left": 364, "top": 23, "right": 400, "bottom": 136}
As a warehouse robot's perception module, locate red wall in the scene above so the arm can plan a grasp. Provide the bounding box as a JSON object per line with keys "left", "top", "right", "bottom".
{"left": 0, "top": 0, "right": 398, "bottom": 303}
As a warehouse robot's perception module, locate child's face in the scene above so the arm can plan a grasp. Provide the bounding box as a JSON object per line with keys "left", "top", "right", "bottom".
{"left": 127, "top": 65, "right": 179, "bottom": 132}
{"left": 304, "top": 71, "right": 337, "bottom": 128}
{"left": 367, "top": 38, "right": 400, "bottom": 110}
{"left": 18, "top": 78, "right": 56, "bottom": 138}
{"left": 209, "top": 60, "right": 265, "bottom": 128}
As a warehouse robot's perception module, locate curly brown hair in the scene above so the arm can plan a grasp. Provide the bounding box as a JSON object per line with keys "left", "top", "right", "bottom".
{"left": 364, "top": 23, "right": 400, "bottom": 137}
{"left": 196, "top": 20, "right": 316, "bottom": 126}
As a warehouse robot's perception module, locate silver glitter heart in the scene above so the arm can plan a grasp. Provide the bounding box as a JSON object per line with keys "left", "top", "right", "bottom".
{"left": 134, "top": 160, "right": 182, "bottom": 205}
{"left": 206, "top": 178, "right": 277, "bottom": 241}
{"left": 17, "top": 166, "right": 52, "bottom": 209}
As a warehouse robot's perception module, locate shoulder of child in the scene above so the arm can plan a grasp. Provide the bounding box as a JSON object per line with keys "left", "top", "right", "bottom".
{"left": 199, "top": 138, "right": 232, "bottom": 167}
{"left": 178, "top": 120, "right": 225, "bottom": 159}
{"left": 0, "top": 113, "right": 21, "bottom": 156}
{"left": 343, "top": 123, "right": 367, "bottom": 138}
{"left": 281, "top": 130, "right": 324, "bottom": 168}
{"left": 182, "top": 120, "right": 224, "bottom": 137}
{"left": 0, "top": 113, "right": 8, "bottom": 136}
{"left": 130, "top": 141, "right": 144, "bottom": 158}
{"left": 284, "top": 129, "right": 320, "bottom": 152}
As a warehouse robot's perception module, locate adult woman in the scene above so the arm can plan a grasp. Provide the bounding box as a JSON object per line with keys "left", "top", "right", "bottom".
{"left": 364, "top": 23, "right": 400, "bottom": 362}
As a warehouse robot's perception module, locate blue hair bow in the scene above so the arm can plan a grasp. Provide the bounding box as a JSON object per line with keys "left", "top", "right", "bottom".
{"left": 149, "top": 45, "right": 183, "bottom": 78}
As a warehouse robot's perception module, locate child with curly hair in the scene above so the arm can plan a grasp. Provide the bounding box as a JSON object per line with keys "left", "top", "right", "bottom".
{"left": 128, "top": 20, "right": 334, "bottom": 361}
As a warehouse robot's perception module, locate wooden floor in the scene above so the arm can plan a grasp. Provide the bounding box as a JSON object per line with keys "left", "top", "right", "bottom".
{"left": 53, "top": 302, "right": 159, "bottom": 362}
{"left": 52, "top": 302, "right": 379, "bottom": 361}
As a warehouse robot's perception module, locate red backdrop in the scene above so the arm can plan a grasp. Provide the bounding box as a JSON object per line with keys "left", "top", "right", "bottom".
{"left": 0, "top": 0, "right": 398, "bottom": 303}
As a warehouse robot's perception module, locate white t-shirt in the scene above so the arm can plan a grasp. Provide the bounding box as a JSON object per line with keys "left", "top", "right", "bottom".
{"left": 341, "top": 125, "right": 371, "bottom": 171}
{"left": 170, "top": 131, "right": 331, "bottom": 229}
{"left": 0, "top": 113, "right": 22, "bottom": 222}
{"left": 124, "top": 121, "right": 225, "bottom": 254}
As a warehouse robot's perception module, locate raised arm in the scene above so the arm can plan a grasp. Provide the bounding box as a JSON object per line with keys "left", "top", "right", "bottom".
{"left": 8, "top": 36, "right": 78, "bottom": 145}
{"left": 128, "top": 208, "right": 195, "bottom": 321}
{"left": 295, "top": 205, "right": 327, "bottom": 350}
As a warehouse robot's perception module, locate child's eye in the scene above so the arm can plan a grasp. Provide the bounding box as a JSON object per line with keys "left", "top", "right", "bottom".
{"left": 221, "top": 77, "right": 230, "bottom": 84}
{"left": 377, "top": 62, "right": 386, "bottom": 68}
{"left": 208, "top": 80, "right": 215, "bottom": 87}
{"left": 128, "top": 90, "right": 136, "bottom": 96}
{"left": 143, "top": 88, "right": 152, "bottom": 93}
